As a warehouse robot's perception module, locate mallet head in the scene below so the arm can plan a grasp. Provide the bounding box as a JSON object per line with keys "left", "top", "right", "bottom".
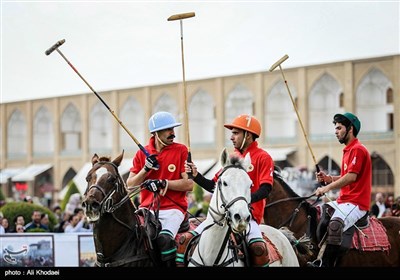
{"left": 269, "top": 54, "right": 289, "bottom": 72}
{"left": 45, "top": 39, "right": 66, "bottom": 56}
{"left": 168, "top": 12, "right": 195, "bottom": 21}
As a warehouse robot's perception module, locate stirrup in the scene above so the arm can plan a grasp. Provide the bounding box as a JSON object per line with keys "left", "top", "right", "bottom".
{"left": 307, "top": 259, "right": 323, "bottom": 267}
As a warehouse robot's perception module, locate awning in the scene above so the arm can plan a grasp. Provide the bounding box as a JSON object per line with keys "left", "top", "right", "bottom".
{"left": 11, "top": 164, "right": 53, "bottom": 182}
{"left": 265, "top": 147, "right": 297, "bottom": 161}
{"left": 73, "top": 163, "right": 93, "bottom": 195}
{"left": 0, "top": 168, "right": 24, "bottom": 184}
{"left": 72, "top": 160, "right": 135, "bottom": 195}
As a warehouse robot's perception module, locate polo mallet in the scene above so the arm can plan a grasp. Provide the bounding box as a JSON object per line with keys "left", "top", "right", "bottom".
{"left": 45, "top": 39, "right": 151, "bottom": 158}
{"left": 269, "top": 55, "right": 321, "bottom": 175}
{"left": 168, "top": 12, "right": 195, "bottom": 176}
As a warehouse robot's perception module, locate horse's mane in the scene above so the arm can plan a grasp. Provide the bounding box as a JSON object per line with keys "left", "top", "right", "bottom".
{"left": 272, "top": 166, "right": 318, "bottom": 224}
{"left": 273, "top": 167, "right": 301, "bottom": 199}
{"left": 98, "top": 156, "right": 111, "bottom": 162}
{"left": 229, "top": 155, "right": 243, "bottom": 167}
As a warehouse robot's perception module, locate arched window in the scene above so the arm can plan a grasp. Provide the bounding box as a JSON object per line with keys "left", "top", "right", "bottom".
{"left": 189, "top": 89, "right": 215, "bottom": 147}
{"left": 265, "top": 80, "right": 297, "bottom": 143}
{"left": 356, "top": 68, "right": 392, "bottom": 133}
{"left": 89, "top": 102, "right": 112, "bottom": 154}
{"left": 371, "top": 152, "right": 394, "bottom": 194}
{"left": 225, "top": 84, "right": 254, "bottom": 144}
{"left": 153, "top": 93, "right": 181, "bottom": 142}
{"left": 309, "top": 74, "right": 342, "bottom": 139}
{"left": 7, "top": 109, "right": 27, "bottom": 158}
{"left": 60, "top": 103, "right": 81, "bottom": 154}
{"left": 119, "top": 96, "right": 145, "bottom": 152}
{"left": 33, "top": 106, "right": 54, "bottom": 156}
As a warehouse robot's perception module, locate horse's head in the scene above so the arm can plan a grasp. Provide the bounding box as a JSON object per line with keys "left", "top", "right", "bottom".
{"left": 82, "top": 151, "right": 127, "bottom": 222}
{"left": 211, "top": 148, "right": 252, "bottom": 233}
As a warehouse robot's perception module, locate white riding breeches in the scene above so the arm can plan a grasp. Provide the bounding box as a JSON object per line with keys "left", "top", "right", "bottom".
{"left": 327, "top": 201, "right": 367, "bottom": 232}
{"left": 151, "top": 208, "right": 184, "bottom": 237}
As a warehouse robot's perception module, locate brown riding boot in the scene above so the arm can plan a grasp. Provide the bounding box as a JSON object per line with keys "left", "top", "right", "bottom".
{"left": 175, "top": 231, "right": 197, "bottom": 267}
{"left": 249, "top": 239, "right": 270, "bottom": 267}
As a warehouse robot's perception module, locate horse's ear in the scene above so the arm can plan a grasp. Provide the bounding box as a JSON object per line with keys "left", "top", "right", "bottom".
{"left": 113, "top": 150, "right": 124, "bottom": 167}
{"left": 242, "top": 152, "right": 251, "bottom": 171}
{"left": 92, "top": 154, "right": 99, "bottom": 166}
{"left": 220, "top": 147, "right": 229, "bottom": 167}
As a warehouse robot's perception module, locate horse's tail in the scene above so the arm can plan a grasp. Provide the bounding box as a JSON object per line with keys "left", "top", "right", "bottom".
{"left": 279, "top": 227, "right": 313, "bottom": 257}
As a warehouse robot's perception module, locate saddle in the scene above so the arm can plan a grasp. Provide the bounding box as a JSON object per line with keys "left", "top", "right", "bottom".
{"left": 177, "top": 219, "right": 282, "bottom": 267}
{"left": 315, "top": 205, "right": 390, "bottom": 252}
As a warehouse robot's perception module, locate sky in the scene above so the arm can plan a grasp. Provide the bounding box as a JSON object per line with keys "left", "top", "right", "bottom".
{"left": 1, "top": 1, "right": 399, "bottom": 103}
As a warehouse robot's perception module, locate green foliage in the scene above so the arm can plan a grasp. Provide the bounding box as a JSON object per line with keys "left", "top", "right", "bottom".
{"left": 0, "top": 187, "right": 5, "bottom": 202}
{"left": 188, "top": 184, "right": 210, "bottom": 217}
{"left": 193, "top": 184, "right": 204, "bottom": 203}
{"left": 0, "top": 202, "right": 57, "bottom": 231}
{"left": 60, "top": 180, "right": 80, "bottom": 211}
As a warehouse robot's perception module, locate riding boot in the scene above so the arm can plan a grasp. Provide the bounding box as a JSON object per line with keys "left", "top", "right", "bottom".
{"left": 176, "top": 231, "right": 197, "bottom": 267}
{"left": 249, "top": 238, "right": 269, "bottom": 267}
{"left": 307, "top": 217, "right": 344, "bottom": 267}
{"left": 157, "top": 230, "right": 177, "bottom": 267}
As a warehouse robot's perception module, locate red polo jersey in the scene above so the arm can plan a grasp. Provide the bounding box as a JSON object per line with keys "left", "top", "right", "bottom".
{"left": 213, "top": 142, "right": 274, "bottom": 224}
{"left": 130, "top": 136, "right": 189, "bottom": 214}
{"left": 336, "top": 138, "right": 372, "bottom": 211}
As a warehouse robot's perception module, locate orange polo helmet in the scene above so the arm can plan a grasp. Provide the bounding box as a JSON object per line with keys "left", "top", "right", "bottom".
{"left": 224, "top": 114, "right": 261, "bottom": 138}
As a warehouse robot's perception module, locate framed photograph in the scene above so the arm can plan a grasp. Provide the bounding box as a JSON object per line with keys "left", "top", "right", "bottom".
{"left": 78, "top": 235, "right": 96, "bottom": 267}
{"left": 0, "top": 234, "right": 54, "bottom": 267}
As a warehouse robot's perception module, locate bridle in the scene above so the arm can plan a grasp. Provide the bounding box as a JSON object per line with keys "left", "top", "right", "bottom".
{"left": 191, "top": 164, "right": 251, "bottom": 267}
{"left": 83, "top": 161, "right": 134, "bottom": 230}
{"left": 83, "top": 160, "right": 152, "bottom": 267}
{"left": 265, "top": 186, "right": 318, "bottom": 238}
{"left": 208, "top": 164, "right": 251, "bottom": 226}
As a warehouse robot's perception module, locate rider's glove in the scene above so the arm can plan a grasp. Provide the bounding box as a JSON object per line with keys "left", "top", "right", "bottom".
{"left": 144, "top": 154, "right": 159, "bottom": 172}
{"left": 142, "top": 179, "right": 168, "bottom": 192}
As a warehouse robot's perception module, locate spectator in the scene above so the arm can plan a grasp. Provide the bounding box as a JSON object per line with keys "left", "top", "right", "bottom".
{"left": 370, "top": 192, "right": 386, "bottom": 218}
{"left": 64, "top": 213, "right": 92, "bottom": 233}
{"left": 15, "top": 224, "right": 25, "bottom": 233}
{"left": 1, "top": 217, "right": 10, "bottom": 233}
{"left": 65, "top": 193, "right": 82, "bottom": 215}
{"left": 24, "top": 210, "right": 50, "bottom": 232}
{"left": 12, "top": 215, "right": 25, "bottom": 232}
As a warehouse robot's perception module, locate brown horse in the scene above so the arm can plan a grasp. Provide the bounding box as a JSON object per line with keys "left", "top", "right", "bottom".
{"left": 82, "top": 151, "right": 160, "bottom": 267}
{"left": 264, "top": 169, "right": 400, "bottom": 267}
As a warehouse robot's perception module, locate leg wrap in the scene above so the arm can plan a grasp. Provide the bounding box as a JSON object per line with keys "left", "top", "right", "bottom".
{"left": 326, "top": 217, "right": 344, "bottom": 246}
{"left": 157, "top": 230, "right": 177, "bottom": 266}
{"left": 175, "top": 231, "right": 197, "bottom": 267}
{"left": 249, "top": 239, "right": 269, "bottom": 267}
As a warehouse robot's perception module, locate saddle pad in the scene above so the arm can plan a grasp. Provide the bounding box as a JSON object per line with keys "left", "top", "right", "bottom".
{"left": 262, "top": 232, "right": 283, "bottom": 264}
{"left": 351, "top": 217, "right": 390, "bottom": 252}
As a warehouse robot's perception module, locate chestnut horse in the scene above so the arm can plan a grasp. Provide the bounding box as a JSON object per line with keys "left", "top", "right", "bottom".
{"left": 264, "top": 169, "right": 400, "bottom": 267}
{"left": 82, "top": 152, "right": 160, "bottom": 267}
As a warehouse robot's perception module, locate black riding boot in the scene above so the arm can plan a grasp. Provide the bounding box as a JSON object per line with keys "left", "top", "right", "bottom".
{"left": 307, "top": 217, "right": 344, "bottom": 267}
{"left": 157, "top": 230, "right": 177, "bottom": 267}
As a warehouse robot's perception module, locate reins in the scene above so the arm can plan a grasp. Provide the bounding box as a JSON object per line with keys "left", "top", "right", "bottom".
{"left": 191, "top": 163, "right": 250, "bottom": 266}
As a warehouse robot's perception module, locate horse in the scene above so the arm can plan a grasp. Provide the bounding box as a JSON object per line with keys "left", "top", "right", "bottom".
{"left": 264, "top": 168, "right": 400, "bottom": 267}
{"left": 82, "top": 151, "right": 160, "bottom": 267}
{"left": 187, "top": 148, "right": 300, "bottom": 267}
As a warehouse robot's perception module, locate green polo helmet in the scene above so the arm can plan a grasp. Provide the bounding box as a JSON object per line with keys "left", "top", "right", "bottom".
{"left": 334, "top": 112, "right": 361, "bottom": 136}
{"left": 148, "top": 111, "right": 182, "bottom": 133}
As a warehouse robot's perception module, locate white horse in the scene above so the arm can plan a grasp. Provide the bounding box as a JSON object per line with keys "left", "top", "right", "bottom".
{"left": 188, "top": 148, "right": 299, "bottom": 267}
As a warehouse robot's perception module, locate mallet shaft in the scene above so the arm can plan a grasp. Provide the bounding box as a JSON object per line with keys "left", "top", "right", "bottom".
{"left": 168, "top": 12, "right": 195, "bottom": 21}
{"left": 269, "top": 54, "right": 289, "bottom": 72}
